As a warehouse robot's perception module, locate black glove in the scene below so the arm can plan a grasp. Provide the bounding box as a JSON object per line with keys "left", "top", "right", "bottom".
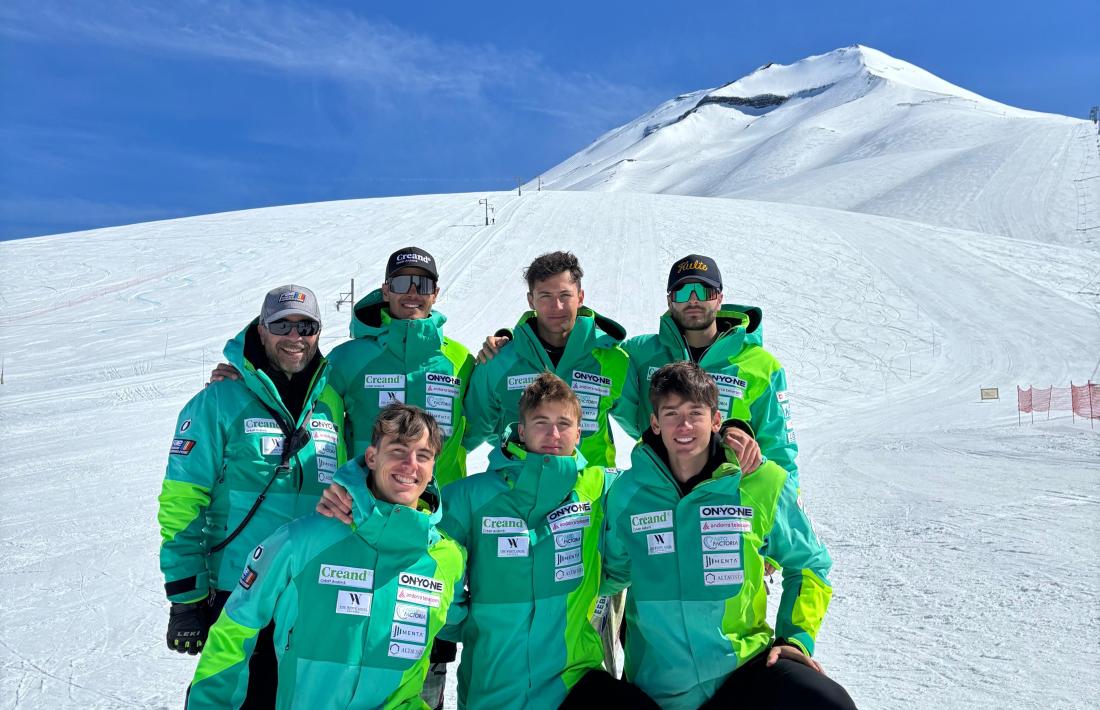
{"left": 167, "top": 600, "right": 209, "bottom": 655}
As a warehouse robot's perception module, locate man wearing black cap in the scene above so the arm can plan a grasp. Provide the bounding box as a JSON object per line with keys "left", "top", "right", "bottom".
{"left": 158, "top": 285, "right": 346, "bottom": 706}
{"left": 324, "top": 246, "right": 474, "bottom": 485}
{"left": 615, "top": 254, "right": 800, "bottom": 488}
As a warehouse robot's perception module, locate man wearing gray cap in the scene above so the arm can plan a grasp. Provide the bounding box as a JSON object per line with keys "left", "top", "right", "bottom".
{"left": 158, "top": 285, "right": 346, "bottom": 706}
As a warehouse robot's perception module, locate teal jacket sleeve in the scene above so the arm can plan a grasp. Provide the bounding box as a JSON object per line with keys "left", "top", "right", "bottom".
{"left": 187, "top": 525, "right": 294, "bottom": 709}
{"left": 750, "top": 368, "right": 799, "bottom": 488}
{"left": 460, "top": 362, "right": 503, "bottom": 451}
{"left": 610, "top": 355, "right": 644, "bottom": 440}
{"left": 598, "top": 480, "right": 632, "bottom": 596}
{"left": 436, "top": 482, "right": 471, "bottom": 643}
{"left": 158, "top": 389, "right": 224, "bottom": 603}
{"left": 762, "top": 477, "right": 832, "bottom": 656}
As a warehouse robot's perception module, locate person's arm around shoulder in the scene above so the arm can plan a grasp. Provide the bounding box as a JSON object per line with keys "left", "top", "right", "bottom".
{"left": 187, "top": 525, "right": 296, "bottom": 709}
{"left": 599, "top": 475, "right": 633, "bottom": 597}
{"left": 460, "top": 360, "right": 503, "bottom": 452}
{"left": 750, "top": 367, "right": 798, "bottom": 485}
{"left": 762, "top": 473, "right": 832, "bottom": 658}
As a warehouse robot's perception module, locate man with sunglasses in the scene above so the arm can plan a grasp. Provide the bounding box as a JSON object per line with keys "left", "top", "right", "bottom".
{"left": 158, "top": 285, "right": 347, "bottom": 706}
{"left": 324, "top": 246, "right": 474, "bottom": 486}
{"left": 615, "top": 254, "right": 798, "bottom": 488}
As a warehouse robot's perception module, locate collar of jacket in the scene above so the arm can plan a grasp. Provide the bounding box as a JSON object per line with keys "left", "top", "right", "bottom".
{"left": 348, "top": 288, "right": 448, "bottom": 354}
{"left": 634, "top": 428, "right": 741, "bottom": 493}
{"left": 657, "top": 303, "right": 764, "bottom": 362}
{"left": 334, "top": 456, "right": 443, "bottom": 550}
{"left": 510, "top": 306, "right": 626, "bottom": 369}
{"left": 223, "top": 318, "right": 329, "bottom": 428}
{"left": 490, "top": 424, "right": 589, "bottom": 521}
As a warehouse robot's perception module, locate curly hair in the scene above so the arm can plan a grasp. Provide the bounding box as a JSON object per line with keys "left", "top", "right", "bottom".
{"left": 523, "top": 251, "right": 583, "bottom": 292}
{"left": 370, "top": 403, "right": 444, "bottom": 456}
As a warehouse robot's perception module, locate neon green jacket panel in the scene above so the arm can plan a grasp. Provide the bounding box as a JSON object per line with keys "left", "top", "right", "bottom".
{"left": 601, "top": 439, "right": 831, "bottom": 710}
{"left": 461, "top": 307, "right": 629, "bottom": 467}
{"left": 437, "top": 433, "right": 613, "bottom": 710}
{"left": 616, "top": 305, "right": 798, "bottom": 485}
{"left": 158, "top": 320, "right": 346, "bottom": 603}
{"left": 188, "top": 460, "right": 466, "bottom": 710}
{"left": 326, "top": 289, "right": 474, "bottom": 486}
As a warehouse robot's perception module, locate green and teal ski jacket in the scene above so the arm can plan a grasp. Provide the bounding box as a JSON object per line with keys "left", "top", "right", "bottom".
{"left": 616, "top": 305, "right": 798, "bottom": 485}
{"left": 462, "top": 308, "right": 629, "bottom": 468}
{"left": 158, "top": 320, "right": 347, "bottom": 604}
{"left": 187, "top": 459, "right": 466, "bottom": 709}
{"left": 601, "top": 432, "right": 832, "bottom": 710}
{"left": 437, "top": 430, "right": 616, "bottom": 709}
{"left": 326, "top": 289, "right": 474, "bottom": 487}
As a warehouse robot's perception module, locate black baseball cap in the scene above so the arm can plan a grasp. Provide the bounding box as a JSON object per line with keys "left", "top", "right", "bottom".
{"left": 385, "top": 246, "right": 438, "bottom": 280}
{"left": 667, "top": 254, "right": 722, "bottom": 291}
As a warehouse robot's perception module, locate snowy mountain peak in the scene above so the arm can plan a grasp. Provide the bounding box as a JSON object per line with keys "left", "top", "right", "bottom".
{"left": 539, "top": 45, "right": 1092, "bottom": 245}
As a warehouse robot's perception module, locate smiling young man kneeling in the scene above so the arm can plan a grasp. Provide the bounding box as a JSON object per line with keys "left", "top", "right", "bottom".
{"left": 601, "top": 361, "right": 857, "bottom": 709}
{"left": 320, "top": 373, "right": 657, "bottom": 709}
{"left": 186, "top": 404, "right": 466, "bottom": 709}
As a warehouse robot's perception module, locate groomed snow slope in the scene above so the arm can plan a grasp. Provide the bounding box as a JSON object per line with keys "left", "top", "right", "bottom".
{"left": 1, "top": 190, "right": 1098, "bottom": 708}
{"left": 540, "top": 46, "right": 1099, "bottom": 246}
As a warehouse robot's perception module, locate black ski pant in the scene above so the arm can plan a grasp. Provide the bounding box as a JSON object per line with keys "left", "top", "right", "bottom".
{"left": 185, "top": 590, "right": 278, "bottom": 709}
{"left": 698, "top": 645, "right": 857, "bottom": 710}
{"left": 559, "top": 668, "right": 661, "bottom": 709}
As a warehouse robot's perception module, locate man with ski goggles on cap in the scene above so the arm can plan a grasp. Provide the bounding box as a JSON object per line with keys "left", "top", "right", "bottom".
{"left": 158, "top": 285, "right": 347, "bottom": 706}
{"left": 616, "top": 254, "right": 799, "bottom": 491}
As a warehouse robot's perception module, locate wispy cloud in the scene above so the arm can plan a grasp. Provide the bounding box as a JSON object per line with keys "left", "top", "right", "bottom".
{"left": 0, "top": 0, "right": 656, "bottom": 131}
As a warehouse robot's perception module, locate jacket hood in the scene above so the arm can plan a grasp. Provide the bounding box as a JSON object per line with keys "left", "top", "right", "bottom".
{"left": 487, "top": 424, "right": 589, "bottom": 521}
{"left": 635, "top": 429, "right": 740, "bottom": 493}
{"left": 221, "top": 318, "right": 327, "bottom": 425}
{"left": 334, "top": 457, "right": 444, "bottom": 547}
{"left": 349, "top": 288, "right": 449, "bottom": 339}
{"left": 510, "top": 306, "right": 626, "bottom": 367}
{"left": 658, "top": 302, "right": 764, "bottom": 359}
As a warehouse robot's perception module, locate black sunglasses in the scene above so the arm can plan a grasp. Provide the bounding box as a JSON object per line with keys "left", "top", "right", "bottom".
{"left": 266, "top": 319, "right": 321, "bottom": 336}
{"left": 387, "top": 274, "right": 437, "bottom": 295}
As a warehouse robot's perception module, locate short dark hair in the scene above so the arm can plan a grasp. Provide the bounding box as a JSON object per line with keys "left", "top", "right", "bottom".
{"left": 523, "top": 251, "right": 583, "bottom": 292}
{"left": 519, "top": 372, "right": 582, "bottom": 424}
{"left": 648, "top": 361, "right": 719, "bottom": 413}
{"left": 370, "top": 403, "right": 443, "bottom": 456}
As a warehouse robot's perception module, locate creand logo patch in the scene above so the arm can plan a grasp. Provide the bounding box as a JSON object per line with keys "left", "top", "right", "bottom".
{"left": 547, "top": 501, "right": 592, "bottom": 523}
{"left": 507, "top": 374, "right": 538, "bottom": 391}
{"left": 630, "top": 510, "right": 673, "bottom": 533}
{"left": 699, "top": 505, "right": 753, "bottom": 519}
{"left": 318, "top": 564, "right": 374, "bottom": 590}
{"left": 244, "top": 418, "right": 281, "bottom": 434}
{"left": 481, "top": 517, "right": 527, "bottom": 534}
{"left": 364, "top": 373, "right": 406, "bottom": 389}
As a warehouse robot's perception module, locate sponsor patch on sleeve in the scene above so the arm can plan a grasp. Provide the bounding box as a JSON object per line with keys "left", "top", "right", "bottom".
{"left": 169, "top": 439, "right": 196, "bottom": 456}
{"left": 239, "top": 565, "right": 258, "bottom": 589}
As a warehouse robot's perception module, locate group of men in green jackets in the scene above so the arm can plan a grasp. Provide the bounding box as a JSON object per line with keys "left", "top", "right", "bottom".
{"left": 158, "top": 246, "right": 856, "bottom": 708}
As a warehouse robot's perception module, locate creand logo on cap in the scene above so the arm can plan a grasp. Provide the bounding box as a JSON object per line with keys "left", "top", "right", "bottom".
{"left": 396, "top": 252, "right": 432, "bottom": 266}
{"left": 278, "top": 291, "right": 308, "bottom": 303}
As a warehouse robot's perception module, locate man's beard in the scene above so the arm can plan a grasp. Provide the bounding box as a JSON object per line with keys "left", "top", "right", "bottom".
{"left": 671, "top": 308, "right": 716, "bottom": 332}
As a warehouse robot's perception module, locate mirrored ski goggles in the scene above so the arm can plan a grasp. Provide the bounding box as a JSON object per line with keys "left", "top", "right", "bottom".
{"left": 387, "top": 274, "right": 437, "bottom": 295}
{"left": 266, "top": 319, "right": 321, "bottom": 336}
{"left": 669, "top": 282, "right": 721, "bottom": 303}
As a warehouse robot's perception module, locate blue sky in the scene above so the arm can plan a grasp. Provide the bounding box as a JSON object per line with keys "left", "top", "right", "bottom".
{"left": 1, "top": 0, "right": 1096, "bottom": 239}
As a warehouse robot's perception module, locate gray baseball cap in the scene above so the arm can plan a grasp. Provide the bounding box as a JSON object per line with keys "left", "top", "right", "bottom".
{"left": 260, "top": 285, "right": 322, "bottom": 326}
